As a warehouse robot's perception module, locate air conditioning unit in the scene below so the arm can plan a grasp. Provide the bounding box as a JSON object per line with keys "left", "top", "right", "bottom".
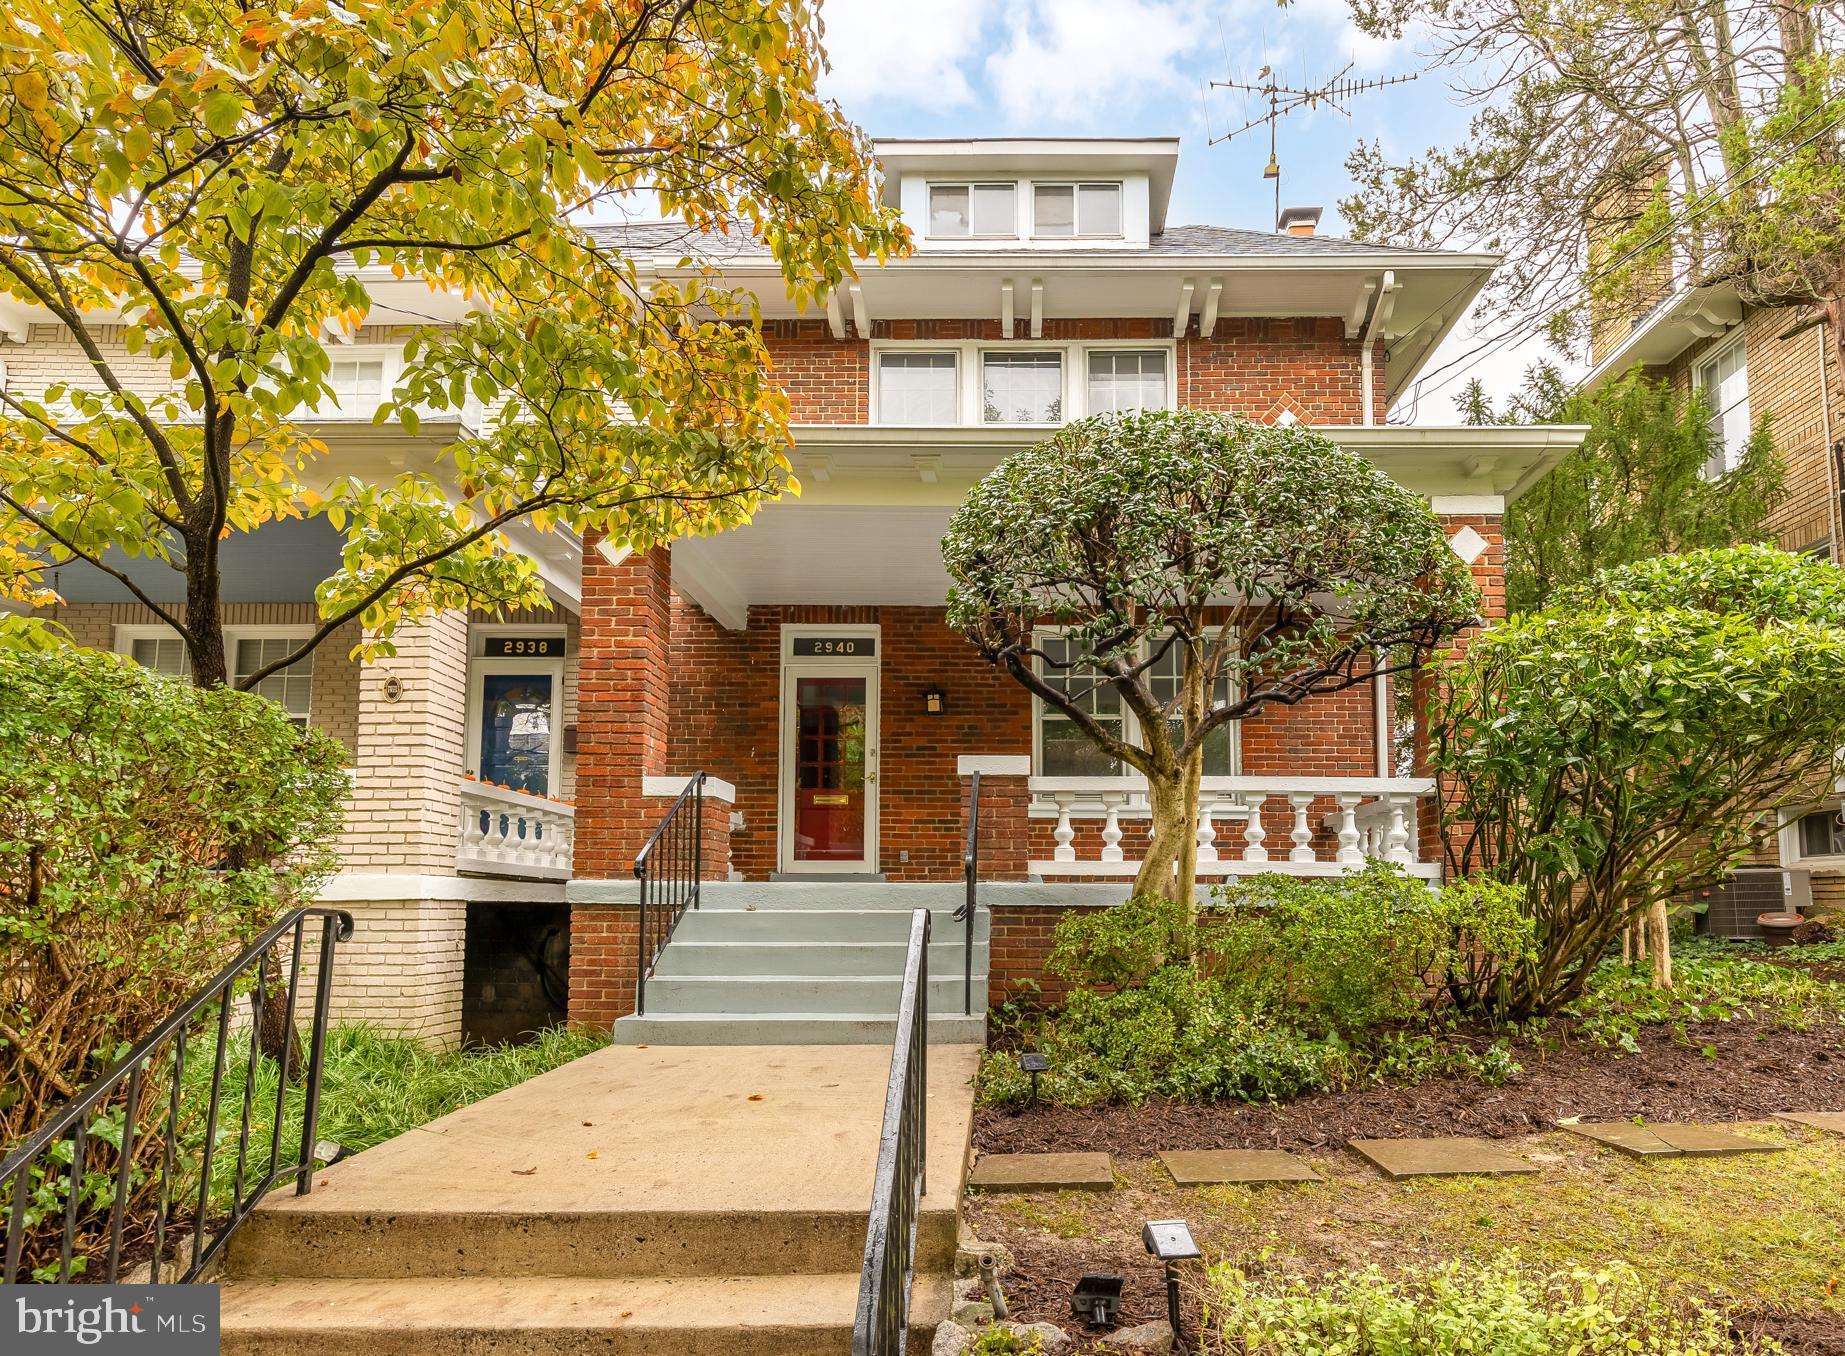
{"left": 1690, "top": 867, "right": 1814, "bottom": 940}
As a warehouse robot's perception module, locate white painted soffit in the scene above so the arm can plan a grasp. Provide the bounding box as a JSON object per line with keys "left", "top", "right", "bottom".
{"left": 1579, "top": 281, "right": 1744, "bottom": 393}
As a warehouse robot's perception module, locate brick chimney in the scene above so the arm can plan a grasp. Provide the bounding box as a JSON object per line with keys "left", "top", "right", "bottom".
{"left": 1277, "top": 206, "right": 1322, "bottom": 237}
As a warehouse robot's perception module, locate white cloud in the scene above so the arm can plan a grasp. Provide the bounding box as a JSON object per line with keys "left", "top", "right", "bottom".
{"left": 983, "top": 0, "right": 1210, "bottom": 124}
{"left": 816, "top": 0, "right": 994, "bottom": 111}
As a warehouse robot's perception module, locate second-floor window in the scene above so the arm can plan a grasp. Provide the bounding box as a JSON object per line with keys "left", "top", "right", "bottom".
{"left": 877, "top": 352, "right": 958, "bottom": 423}
{"left": 928, "top": 183, "right": 1017, "bottom": 239}
{"left": 1698, "top": 337, "right": 1750, "bottom": 476}
{"left": 982, "top": 352, "right": 1063, "bottom": 423}
{"left": 1087, "top": 349, "right": 1168, "bottom": 413}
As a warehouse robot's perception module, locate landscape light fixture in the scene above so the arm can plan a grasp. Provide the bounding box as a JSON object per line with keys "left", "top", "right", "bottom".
{"left": 1071, "top": 1272, "right": 1124, "bottom": 1329}
{"left": 923, "top": 684, "right": 946, "bottom": 715}
{"left": 1019, "top": 1051, "right": 1050, "bottom": 1106}
{"left": 1143, "top": 1218, "right": 1202, "bottom": 1347}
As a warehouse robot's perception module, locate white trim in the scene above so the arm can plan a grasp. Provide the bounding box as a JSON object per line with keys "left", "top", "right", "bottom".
{"left": 642, "top": 774, "right": 737, "bottom": 803}
{"left": 958, "top": 754, "right": 1031, "bottom": 777}
{"left": 869, "top": 337, "right": 1177, "bottom": 427}
{"left": 318, "top": 872, "right": 567, "bottom": 904}
{"left": 1429, "top": 495, "right": 1505, "bottom": 516}
{"left": 1777, "top": 800, "right": 1845, "bottom": 873}
{"left": 777, "top": 624, "right": 881, "bottom": 874}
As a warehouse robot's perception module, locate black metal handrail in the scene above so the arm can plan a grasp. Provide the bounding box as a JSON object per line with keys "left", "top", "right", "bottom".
{"left": 852, "top": 907, "right": 931, "bottom": 1356}
{"left": 952, "top": 769, "right": 981, "bottom": 1016}
{"left": 1, "top": 906, "right": 355, "bottom": 1285}
{"left": 633, "top": 771, "right": 706, "bottom": 1017}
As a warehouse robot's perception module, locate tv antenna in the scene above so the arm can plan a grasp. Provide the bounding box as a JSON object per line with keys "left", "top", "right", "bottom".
{"left": 1210, "top": 62, "right": 1419, "bottom": 230}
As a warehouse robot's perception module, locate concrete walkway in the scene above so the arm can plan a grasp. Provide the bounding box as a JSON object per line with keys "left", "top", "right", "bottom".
{"left": 221, "top": 1043, "right": 982, "bottom": 1354}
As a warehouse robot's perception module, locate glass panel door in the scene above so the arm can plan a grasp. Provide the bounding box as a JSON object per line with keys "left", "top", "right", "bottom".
{"left": 792, "top": 675, "right": 871, "bottom": 864}
{"left": 477, "top": 672, "right": 555, "bottom": 795}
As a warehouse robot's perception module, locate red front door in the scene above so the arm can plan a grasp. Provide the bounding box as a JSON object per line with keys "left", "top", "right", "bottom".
{"left": 791, "top": 674, "right": 871, "bottom": 865}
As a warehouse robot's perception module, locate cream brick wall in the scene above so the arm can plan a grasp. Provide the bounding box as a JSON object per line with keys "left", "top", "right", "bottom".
{"left": 297, "top": 900, "right": 468, "bottom": 1047}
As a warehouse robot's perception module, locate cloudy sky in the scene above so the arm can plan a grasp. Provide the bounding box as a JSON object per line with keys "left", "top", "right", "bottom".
{"left": 811, "top": 0, "right": 1565, "bottom": 421}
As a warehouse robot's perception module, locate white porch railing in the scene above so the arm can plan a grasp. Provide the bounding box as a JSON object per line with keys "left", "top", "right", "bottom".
{"left": 456, "top": 780, "right": 576, "bottom": 881}
{"left": 1028, "top": 775, "right": 1439, "bottom": 882}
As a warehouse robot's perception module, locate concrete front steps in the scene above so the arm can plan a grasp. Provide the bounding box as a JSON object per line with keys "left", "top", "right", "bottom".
{"left": 219, "top": 1044, "right": 980, "bottom": 1355}
{"left": 614, "top": 882, "right": 990, "bottom": 1046}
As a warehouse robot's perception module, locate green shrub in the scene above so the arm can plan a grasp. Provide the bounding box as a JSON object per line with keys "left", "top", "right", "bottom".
{"left": 1212, "top": 1256, "right": 1779, "bottom": 1354}
{"left": 1433, "top": 545, "right": 1845, "bottom": 1017}
{"left": 1, "top": 645, "right": 350, "bottom": 1133}
{"left": 984, "top": 866, "right": 1532, "bottom": 1107}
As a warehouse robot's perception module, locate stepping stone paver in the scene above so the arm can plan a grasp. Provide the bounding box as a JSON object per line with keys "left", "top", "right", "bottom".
{"left": 1562, "top": 1121, "right": 1784, "bottom": 1159}
{"left": 1777, "top": 1112, "right": 1845, "bottom": 1135}
{"left": 967, "top": 1152, "right": 1114, "bottom": 1192}
{"left": 1349, "top": 1136, "right": 1540, "bottom": 1180}
{"left": 1158, "top": 1149, "right": 1321, "bottom": 1186}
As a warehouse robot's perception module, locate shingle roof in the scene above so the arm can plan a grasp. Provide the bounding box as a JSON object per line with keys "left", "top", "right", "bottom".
{"left": 583, "top": 219, "right": 1447, "bottom": 261}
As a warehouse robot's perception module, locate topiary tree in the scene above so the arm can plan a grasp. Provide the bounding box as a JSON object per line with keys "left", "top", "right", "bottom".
{"left": 943, "top": 410, "right": 1480, "bottom": 903}
{"left": 1433, "top": 545, "right": 1845, "bottom": 1016}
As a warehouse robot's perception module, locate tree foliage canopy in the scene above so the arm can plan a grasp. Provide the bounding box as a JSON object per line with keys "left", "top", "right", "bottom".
{"left": 1460, "top": 364, "right": 1782, "bottom": 612}
{"left": 0, "top": 0, "right": 903, "bottom": 684}
{"left": 1337, "top": 0, "right": 1845, "bottom": 403}
{"left": 1433, "top": 545, "right": 1845, "bottom": 1017}
{"left": 944, "top": 410, "right": 1479, "bottom": 900}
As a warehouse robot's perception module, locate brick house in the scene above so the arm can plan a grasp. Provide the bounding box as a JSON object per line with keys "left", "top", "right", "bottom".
{"left": 1583, "top": 279, "right": 1845, "bottom": 915}
{"left": 9, "top": 136, "right": 1584, "bottom": 1044}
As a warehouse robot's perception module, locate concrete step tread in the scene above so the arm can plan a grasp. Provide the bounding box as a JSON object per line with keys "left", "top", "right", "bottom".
{"left": 221, "top": 1272, "right": 951, "bottom": 1350}
{"left": 615, "top": 1012, "right": 986, "bottom": 1046}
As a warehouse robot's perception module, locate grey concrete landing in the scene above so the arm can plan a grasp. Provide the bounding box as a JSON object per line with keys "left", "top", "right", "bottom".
{"left": 1350, "top": 1137, "right": 1541, "bottom": 1180}
{"left": 1561, "top": 1121, "right": 1785, "bottom": 1160}
{"left": 1777, "top": 1112, "right": 1845, "bottom": 1135}
{"left": 966, "top": 1152, "right": 1115, "bottom": 1192}
{"left": 1159, "top": 1149, "right": 1321, "bottom": 1185}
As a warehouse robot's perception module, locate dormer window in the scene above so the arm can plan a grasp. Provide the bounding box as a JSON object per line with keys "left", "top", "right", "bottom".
{"left": 928, "top": 183, "right": 1017, "bottom": 239}
{"left": 1033, "top": 182, "right": 1123, "bottom": 239}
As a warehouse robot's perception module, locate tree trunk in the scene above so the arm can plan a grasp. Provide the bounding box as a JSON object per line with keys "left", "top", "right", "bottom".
{"left": 1647, "top": 898, "right": 1674, "bottom": 990}
{"left": 1134, "top": 773, "right": 1191, "bottom": 903}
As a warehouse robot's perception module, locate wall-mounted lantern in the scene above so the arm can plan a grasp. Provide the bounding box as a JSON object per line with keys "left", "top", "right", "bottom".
{"left": 923, "top": 685, "right": 946, "bottom": 715}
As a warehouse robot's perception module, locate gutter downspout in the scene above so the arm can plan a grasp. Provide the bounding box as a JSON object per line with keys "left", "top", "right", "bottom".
{"left": 1821, "top": 318, "right": 1842, "bottom": 558}
{"left": 1375, "top": 672, "right": 1392, "bottom": 777}
{"left": 1360, "top": 270, "right": 1399, "bottom": 426}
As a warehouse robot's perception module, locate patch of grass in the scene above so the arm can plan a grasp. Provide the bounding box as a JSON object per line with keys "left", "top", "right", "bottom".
{"left": 1210, "top": 1254, "right": 1782, "bottom": 1354}
{"left": 993, "top": 1192, "right": 1096, "bottom": 1240}
{"left": 966, "top": 1127, "right": 1845, "bottom": 1330}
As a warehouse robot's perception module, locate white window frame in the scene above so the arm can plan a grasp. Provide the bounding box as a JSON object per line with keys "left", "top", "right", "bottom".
{"left": 1696, "top": 331, "right": 1751, "bottom": 477}
{"left": 1778, "top": 797, "right": 1845, "bottom": 871}
{"left": 315, "top": 343, "right": 405, "bottom": 421}
{"left": 1030, "top": 181, "right": 1126, "bottom": 240}
{"left": 868, "top": 339, "right": 1176, "bottom": 426}
{"left": 1029, "top": 627, "right": 1242, "bottom": 778}
{"left": 465, "top": 623, "right": 568, "bottom": 796}
{"left": 115, "top": 623, "right": 316, "bottom": 723}
{"left": 924, "top": 181, "right": 1020, "bottom": 241}
{"left": 979, "top": 349, "right": 1067, "bottom": 427}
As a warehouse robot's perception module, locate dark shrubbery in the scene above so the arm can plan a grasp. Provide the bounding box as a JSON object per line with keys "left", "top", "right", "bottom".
{"left": 980, "top": 866, "right": 1532, "bottom": 1107}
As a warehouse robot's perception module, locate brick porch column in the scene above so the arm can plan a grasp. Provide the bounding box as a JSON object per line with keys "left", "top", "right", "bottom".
{"left": 958, "top": 755, "right": 1031, "bottom": 881}
{"left": 1420, "top": 501, "right": 1507, "bottom": 869}
{"left": 327, "top": 609, "right": 472, "bottom": 1045}
{"left": 568, "top": 541, "right": 673, "bottom": 1028}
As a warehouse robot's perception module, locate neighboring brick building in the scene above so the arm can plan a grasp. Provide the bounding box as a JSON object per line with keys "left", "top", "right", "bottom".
{"left": 1583, "top": 281, "right": 1845, "bottom": 913}
{"left": 6, "top": 136, "right": 1585, "bottom": 1039}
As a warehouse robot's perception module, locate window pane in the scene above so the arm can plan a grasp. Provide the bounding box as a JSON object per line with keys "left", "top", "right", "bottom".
{"left": 1038, "top": 635, "right": 1122, "bottom": 716}
{"left": 1040, "top": 719, "right": 1124, "bottom": 776}
{"left": 1799, "top": 809, "right": 1845, "bottom": 858}
{"left": 1034, "top": 184, "right": 1074, "bottom": 237}
{"left": 1087, "top": 350, "right": 1168, "bottom": 414}
{"left": 929, "top": 185, "right": 970, "bottom": 237}
{"left": 1077, "top": 183, "right": 1122, "bottom": 237}
{"left": 982, "top": 352, "right": 1063, "bottom": 423}
{"left": 477, "top": 673, "right": 553, "bottom": 795}
{"left": 329, "top": 359, "right": 386, "bottom": 412}
{"left": 235, "top": 637, "right": 314, "bottom": 726}
{"left": 1146, "top": 639, "right": 1234, "bottom": 775}
{"left": 878, "top": 352, "right": 958, "bottom": 423}
{"left": 130, "top": 636, "right": 191, "bottom": 679}
{"left": 1700, "top": 343, "right": 1749, "bottom": 475}
{"left": 972, "top": 184, "right": 1016, "bottom": 236}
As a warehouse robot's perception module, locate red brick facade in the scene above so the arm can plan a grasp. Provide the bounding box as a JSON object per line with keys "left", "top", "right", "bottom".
{"left": 567, "top": 314, "right": 1507, "bottom": 1020}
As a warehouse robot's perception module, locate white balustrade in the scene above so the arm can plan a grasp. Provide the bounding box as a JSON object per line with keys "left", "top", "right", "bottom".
{"left": 456, "top": 779, "right": 576, "bottom": 880}
{"left": 1026, "top": 775, "right": 1440, "bottom": 881}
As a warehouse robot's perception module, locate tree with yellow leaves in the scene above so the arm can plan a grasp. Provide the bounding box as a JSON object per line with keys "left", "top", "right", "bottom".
{"left": 0, "top": 0, "right": 903, "bottom": 687}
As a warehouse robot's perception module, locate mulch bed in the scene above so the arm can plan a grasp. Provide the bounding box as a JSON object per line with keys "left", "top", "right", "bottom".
{"left": 1733, "top": 1310, "right": 1845, "bottom": 1356}
{"left": 974, "top": 1019, "right": 1845, "bottom": 1157}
